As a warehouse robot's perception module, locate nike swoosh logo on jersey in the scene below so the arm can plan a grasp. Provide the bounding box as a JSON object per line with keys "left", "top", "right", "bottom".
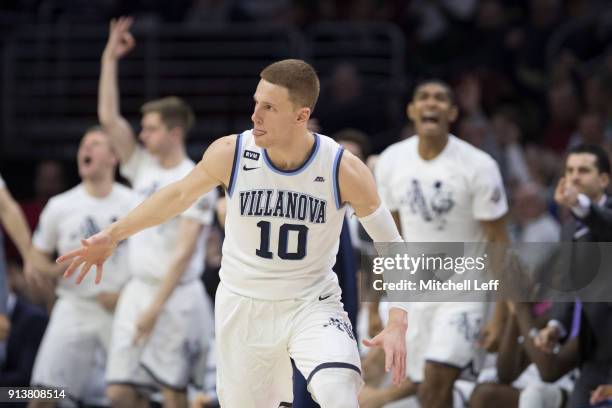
{"left": 318, "top": 294, "right": 332, "bottom": 301}
{"left": 243, "top": 165, "right": 260, "bottom": 171}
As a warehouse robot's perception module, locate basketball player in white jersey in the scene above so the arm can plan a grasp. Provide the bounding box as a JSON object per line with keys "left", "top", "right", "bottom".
{"left": 27, "top": 127, "right": 134, "bottom": 407}
{"left": 59, "top": 58, "right": 408, "bottom": 407}
{"left": 97, "top": 17, "right": 216, "bottom": 408}
{"left": 374, "top": 80, "right": 509, "bottom": 407}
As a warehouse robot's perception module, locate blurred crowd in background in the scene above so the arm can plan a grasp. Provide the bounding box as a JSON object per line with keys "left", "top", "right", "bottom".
{"left": 0, "top": 0, "right": 611, "bottom": 406}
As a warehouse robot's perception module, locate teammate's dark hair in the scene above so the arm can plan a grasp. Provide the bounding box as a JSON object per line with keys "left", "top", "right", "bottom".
{"left": 411, "top": 79, "right": 456, "bottom": 105}
{"left": 567, "top": 144, "right": 611, "bottom": 175}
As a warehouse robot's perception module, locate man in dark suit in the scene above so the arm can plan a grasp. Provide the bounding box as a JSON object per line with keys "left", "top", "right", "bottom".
{"left": 536, "top": 144, "right": 612, "bottom": 408}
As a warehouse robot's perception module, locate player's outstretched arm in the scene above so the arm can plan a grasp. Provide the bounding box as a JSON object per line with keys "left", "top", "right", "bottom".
{"left": 338, "top": 151, "right": 408, "bottom": 384}
{"left": 98, "top": 16, "right": 137, "bottom": 163}
{"left": 0, "top": 186, "right": 31, "bottom": 261}
{"left": 59, "top": 135, "right": 236, "bottom": 283}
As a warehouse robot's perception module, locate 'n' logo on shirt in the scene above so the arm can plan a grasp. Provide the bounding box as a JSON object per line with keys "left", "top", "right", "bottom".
{"left": 404, "top": 179, "right": 455, "bottom": 230}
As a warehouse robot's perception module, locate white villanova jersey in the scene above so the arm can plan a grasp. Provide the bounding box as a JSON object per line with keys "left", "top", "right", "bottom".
{"left": 33, "top": 183, "right": 134, "bottom": 299}
{"left": 221, "top": 130, "right": 347, "bottom": 300}
{"left": 376, "top": 135, "right": 508, "bottom": 243}
{"left": 121, "top": 147, "right": 217, "bottom": 283}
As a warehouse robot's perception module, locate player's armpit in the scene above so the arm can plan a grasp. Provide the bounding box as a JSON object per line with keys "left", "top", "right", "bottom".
{"left": 197, "top": 134, "right": 238, "bottom": 192}
{"left": 338, "top": 150, "right": 381, "bottom": 217}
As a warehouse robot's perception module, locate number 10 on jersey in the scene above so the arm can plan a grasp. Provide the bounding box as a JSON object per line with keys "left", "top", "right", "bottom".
{"left": 256, "top": 221, "right": 308, "bottom": 260}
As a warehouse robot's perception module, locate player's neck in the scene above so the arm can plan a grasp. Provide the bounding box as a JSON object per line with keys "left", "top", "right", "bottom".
{"left": 82, "top": 177, "right": 113, "bottom": 198}
{"left": 157, "top": 144, "right": 186, "bottom": 168}
{"left": 265, "top": 130, "right": 315, "bottom": 171}
{"left": 417, "top": 133, "right": 449, "bottom": 161}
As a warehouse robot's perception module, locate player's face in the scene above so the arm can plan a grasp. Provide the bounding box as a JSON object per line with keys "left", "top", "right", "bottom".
{"left": 565, "top": 153, "right": 609, "bottom": 199}
{"left": 408, "top": 83, "right": 458, "bottom": 138}
{"left": 251, "top": 79, "right": 309, "bottom": 148}
{"left": 78, "top": 131, "right": 117, "bottom": 180}
{"left": 139, "top": 112, "right": 173, "bottom": 155}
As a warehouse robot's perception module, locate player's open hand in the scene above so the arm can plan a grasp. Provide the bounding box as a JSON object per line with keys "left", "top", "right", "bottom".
{"left": 103, "top": 16, "right": 135, "bottom": 60}
{"left": 363, "top": 320, "right": 407, "bottom": 386}
{"left": 57, "top": 230, "right": 117, "bottom": 284}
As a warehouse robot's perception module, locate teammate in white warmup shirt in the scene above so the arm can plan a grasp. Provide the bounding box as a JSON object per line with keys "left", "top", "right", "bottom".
{"left": 60, "top": 58, "right": 408, "bottom": 408}
{"left": 375, "top": 80, "right": 509, "bottom": 408}
{"left": 28, "top": 127, "right": 134, "bottom": 407}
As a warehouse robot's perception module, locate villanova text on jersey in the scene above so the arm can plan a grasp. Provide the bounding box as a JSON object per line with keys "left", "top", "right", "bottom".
{"left": 238, "top": 189, "right": 327, "bottom": 224}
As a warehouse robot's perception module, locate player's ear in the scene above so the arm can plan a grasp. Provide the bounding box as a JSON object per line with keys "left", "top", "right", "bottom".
{"left": 448, "top": 105, "right": 459, "bottom": 123}
{"left": 109, "top": 151, "right": 119, "bottom": 167}
{"left": 169, "top": 126, "right": 182, "bottom": 140}
{"left": 407, "top": 103, "right": 417, "bottom": 122}
{"left": 598, "top": 172, "right": 609, "bottom": 190}
{"left": 296, "top": 107, "right": 311, "bottom": 125}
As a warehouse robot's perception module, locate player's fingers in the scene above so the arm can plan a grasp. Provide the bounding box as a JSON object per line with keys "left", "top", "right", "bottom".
{"left": 56, "top": 247, "right": 84, "bottom": 264}
{"left": 591, "top": 386, "right": 604, "bottom": 404}
{"left": 556, "top": 177, "right": 565, "bottom": 189}
{"left": 63, "top": 258, "right": 84, "bottom": 279}
{"left": 95, "top": 263, "right": 104, "bottom": 284}
{"left": 119, "top": 16, "right": 133, "bottom": 32}
{"left": 391, "top": 349, "right": 399, "bottom": 384}
{"left": 76, "top": 262, "right": 93, "bottom": 284}
{"left": 393, "top": 346, "right": 404, "bottom": 384}
{"left": 384, "top": 346, "right": 393, "bottom": 373}
{"left": 392, "top": 362, "right": 399, "bottom": 385}
{"left": 123, "top": 32, "right": 136, "bottom": 47}
{"left": 362, "top": 336, "right": 380, "bottom": 348}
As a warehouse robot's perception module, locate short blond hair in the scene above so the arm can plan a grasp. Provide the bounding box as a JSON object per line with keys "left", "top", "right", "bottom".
{"left": 140, "top": 96, "right": 195, "bottom": 136}
{"left": 260, "top": 59, "right": 320, "bottom": 111}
